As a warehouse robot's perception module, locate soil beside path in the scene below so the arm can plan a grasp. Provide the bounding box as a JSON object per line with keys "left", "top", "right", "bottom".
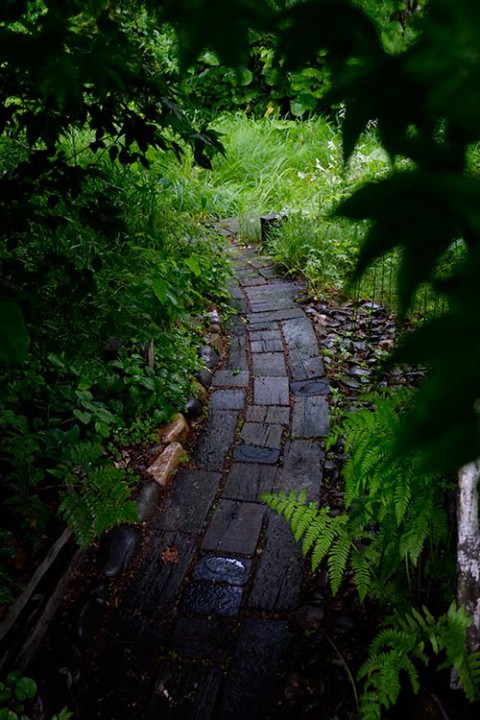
{"left": 74, "top": 226, "right": 330, "bottom": 719}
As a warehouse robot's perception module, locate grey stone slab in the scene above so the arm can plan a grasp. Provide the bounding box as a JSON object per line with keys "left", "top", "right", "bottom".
{"left": 247, "top": 307, "right": 304, "bottom": 324}
{"left": 219, "top": 618, "right": 292, "bottom": 720}
{"left": 179, "top": 582, "right": 243, "bottom": 618}
{"left": 254, "top": 376, "right": 289, "bottom": 405}
{"left": 192, "top": 556, "right": 252, "bottom": 585}
{"left": 210, "top": 389, "right": 246, "bottom": 410}
{"left": 245, "top": 405, "right": 267, "bottom": 423}
{"left": 233, "top": 445, "right": 280, "bottom": 464}
{"left": 292, "top": 396, "right": 330, "bottom": 438}
{"left": 143, "top": 664, "right": 221, "bottom": 720}
{"left": 226, "top": 335, "right": 248, "bottom": 370}
{"left": 201, "top": 499, "right": 265, "bottom": 555}
{"left": 290, "top": 378, "right": 330, "bottom": 395}
{"left": 245, "top": 282, "right": 301, "bottom": 298}
{"left": 153, "top": 469, "right": 221, "bottom": 533}
{"left": 227, "top": 282, "right": 244, "bottom": 300}
{"left": 258, "top": 266, "right": 280, "bottom": 279}
{"left": 248, "top": 320, "right": 280, "bottom": 331}
{"left": 266, "top": 406, "right": 290, "bottom": 425}
{"left": 249, "top": 513, "right": 303, "bottom": 611}
{"left": 288, "top": 350, "right": 326, "bottom": 381}
{"left": 239, "top": 275, "right": 266, "bottom": 286}
{"left": 171, "top": 616, "right": 235, "bottom": 662}
{"left": 124, "top": 532, "right": 196, "bottom": 614}
{"left": 252, "top": 352, "right": 287, "bottom": 377}
{"left": 250, "top": 337, "right": 284, "bottom": 353}
{"left": 212, "top": 369, "right": 250, "bottom": 387}
{"left": 109, "top": 608, "right": 170, "bottom": 649}
{"left": 98, "top": 526, "right": 140, "bottom": 578}
{"left": 193, "top": 410, "right": 238, "bottom": 471}
{"left": 249, "top": 297, "right": 297, "bottom": 313}
{"left": 223, "top": 463, "right": 277, "bottom": 501}
{"left": 282, "top": 316, "right": 319, "bottom": 353}
{"left": 248, "top": 328, "right": 282, "bottom": 341}
{"left": 274, "top": 439, "right": 323, "bottom": 501}
{"left": 240, "top": 422, "right": 283, "bottom": 449}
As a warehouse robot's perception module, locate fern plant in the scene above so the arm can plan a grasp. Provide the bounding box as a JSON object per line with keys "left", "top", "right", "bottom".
{"left": 263, "top": 390, "right": 450, "bottom": 605}
{"left": 261, "top": 389, "right": 476, "bottom": 716}
{"left": 358, "top": 604, "right": 480, "bottom": 720}
{"left": 54, "top": 441, "right": 138, "bottom": 548}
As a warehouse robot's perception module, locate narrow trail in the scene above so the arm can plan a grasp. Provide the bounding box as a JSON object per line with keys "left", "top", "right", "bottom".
{"left": 77, "top": 225, "right": 330, "bottom": 719}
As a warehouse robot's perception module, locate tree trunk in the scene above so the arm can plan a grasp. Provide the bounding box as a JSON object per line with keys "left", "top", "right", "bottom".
{"left": 456, "top": 459, "right": 480, "bottom": 653}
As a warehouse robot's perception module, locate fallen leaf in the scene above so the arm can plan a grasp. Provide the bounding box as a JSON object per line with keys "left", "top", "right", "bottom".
{"left": 161, "top": 546, "right": 179, "bottom": 564}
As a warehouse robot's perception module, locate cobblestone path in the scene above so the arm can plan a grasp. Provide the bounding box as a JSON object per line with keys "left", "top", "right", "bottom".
{"left": 80, "top": 234, "right": 329, "bottom": 719}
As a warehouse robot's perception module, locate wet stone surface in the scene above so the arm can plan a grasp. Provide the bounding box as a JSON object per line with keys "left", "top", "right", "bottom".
{"left": 212, "top": 370, "right": 250, "bottom": 387}
{"left": 247, "top": 307, "right": 304, "bottom": 324}
{"left": 179, "top": 582, "right": 243, "bottom": 618}
{"left": 124, "top": 532, "right": 196, "bottom": 614}
{"left": 275, "top": 439, "right": 323, "bottom": 501}
{"left": 136, "top": 482, "right": 162, "bottom": 523}
{"left": 233, "top": 444, "right": 280, "bottom": 464}
{"left": 171, "top": 616, "right": 235, "bottom": 662}
{"left": 223, "top": 463, "right": 277, "bottom": 501}
{"left": 202, "top": 499, "right": 265, "bottom": 555}
{"left": 210, "top": 389, "right": 246, "bottom": 410}
{"left": 249, "top": 513, "right": 303, "bottom": 611}
{"left": 250, "top": 336, "right": 283, "bottom": 353}
{"left": 254, "top": 376, "right": 289, "bottom": 405}
{"left": 292, "top": 396, "right": 330, "bottom": 438}
{"left": 252, "top": 352, "right": 287, "bottom": 377}
{"left": 193, "top": 410, "right": 238, "bottom": 471}
{"left": 153, "top": 469, "right": 220, "bottom": 534}
{"left": 192, "top": 555, "right": 252, "bottom": 585}
{"left": 290, "top": 378, "right": 330, "bottom": 396}
{"left": 240, "top": 422, "right": 283, "bottom": 449}
{"left": 143, "top": 664, "right": 222, "bottom": 720}
{"left": 226, "top": 334, "right": 248, "bottom": 371}
{"left": 219, "top": 618, "right": 293, "bottom": 720}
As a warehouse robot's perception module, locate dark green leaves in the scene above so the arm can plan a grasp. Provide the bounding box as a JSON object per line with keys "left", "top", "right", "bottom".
{"left": 0, "top": 302, "right": 29, "bottom": 363}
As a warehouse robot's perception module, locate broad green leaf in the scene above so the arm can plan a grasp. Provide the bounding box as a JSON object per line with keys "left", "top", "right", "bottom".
{"left": 184, "top": 256, "right": 202, "bottom": 276}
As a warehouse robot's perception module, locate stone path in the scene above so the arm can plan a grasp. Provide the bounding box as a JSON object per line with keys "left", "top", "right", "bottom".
{"left": 79, "top": 236, "right": 329, "bottom": 719}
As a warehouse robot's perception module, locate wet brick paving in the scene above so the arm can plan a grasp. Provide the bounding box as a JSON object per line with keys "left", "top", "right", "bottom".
{"left": 78, "top": 231, "right": 328, "bottom": 719}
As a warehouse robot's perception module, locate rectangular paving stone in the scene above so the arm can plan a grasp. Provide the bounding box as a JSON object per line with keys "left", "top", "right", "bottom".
{"left": 248, "top": 320, "right": 280, "bottom": 331}
{"left": 266, "top": 406, "right": 290, "bottom": 424}
{"left": 239, "top": 275, "right": 266, "bottom": 286}
{"left": 124, "top": 532, "right": 196, "bottom": 614}
{"left": 292, "top": 396, "right": 330, "bottom": 438}
{"left": 210, "top": 389, "right": 246, "bottom": 410}
{"left": 193, "top": 410, "right": 239, "bottom": 471}
{"left": 245, "top": 405, "right": 267, "bottom": 423}
{"left": 245, "top": 282, "right": 301, "bottom": 298}
{"left": 250, "top": 337, "right": 283, "bottom": 353}
{"left": 254, "top": 376, "right": 289, "bottom": 405}
{"left": 233, "top": 445, "right": 280, "bottom": 464}
{"left": 249, "top": 513, "right": 303, "bottom": 611}
{"left": 274, "top": 439, "right": 323, "bottom": 501}
{"left": 153, "top": 469, "right": 221, "bottom": 533}
{"left": 248, "top": 328, "right": 283, "bottom": 341}
{"left": 247, "top": 307, "right": 304, "bottom": 324}
{"left": 179, "top": 582, "right": 243, "bottom": 618}
{"left": 201, "top": 499, "right": 265, "bottom": 555}
{"left": 226, "top": 335, "right": 248, "bottom": 370}
{"left": 249, "top": 297, "right": 297, "bottom": 313}
{"left": 143, "top": 664, "right": 221, "bottom": 720}
{"left": 192, "top": 555, "right": 252, "bottom": 585}
{"left": 212, "top": 369, "right": 250, "bottom": 387}
{"left": 227, "top": 282, "right": 243, "bottom": 300}
{"left": 219, "top": 619, "right": 292, "bottom": 720}
{"left": 282, "top": 316, "right": 324, "bottom": 381}
{"left": 240, "top": 422, "right": 283, "bottom": 449}
{"left": 171, "top": 616, "right": 235, "bottom": 663}
{"left": 258, "top": 266, "right": 280, "bottom": 279}
{"left": 223, "top": 463, "right": 276, "bottom": 501}
{"left": 252, "top": 352, "right": 287, "bottom": 377}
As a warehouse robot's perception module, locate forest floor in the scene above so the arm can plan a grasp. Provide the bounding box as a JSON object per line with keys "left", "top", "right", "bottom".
{"left": 31, "top": 222, "right": 471, "bottom": 720}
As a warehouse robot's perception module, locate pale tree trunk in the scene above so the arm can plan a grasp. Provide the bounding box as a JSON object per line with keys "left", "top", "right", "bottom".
{"left": 455, "top": 460, "right": 480, "bottom": 668}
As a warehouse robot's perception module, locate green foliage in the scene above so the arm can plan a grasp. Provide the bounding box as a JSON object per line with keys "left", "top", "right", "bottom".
{"left": 358, "top": 604, "right": 480, "bottom": 719}
{"left": 0, "top": 670, "right": 71, "bottom": 719}
{"left": 263, "top": 390, "right": 450, "bottom": 604}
